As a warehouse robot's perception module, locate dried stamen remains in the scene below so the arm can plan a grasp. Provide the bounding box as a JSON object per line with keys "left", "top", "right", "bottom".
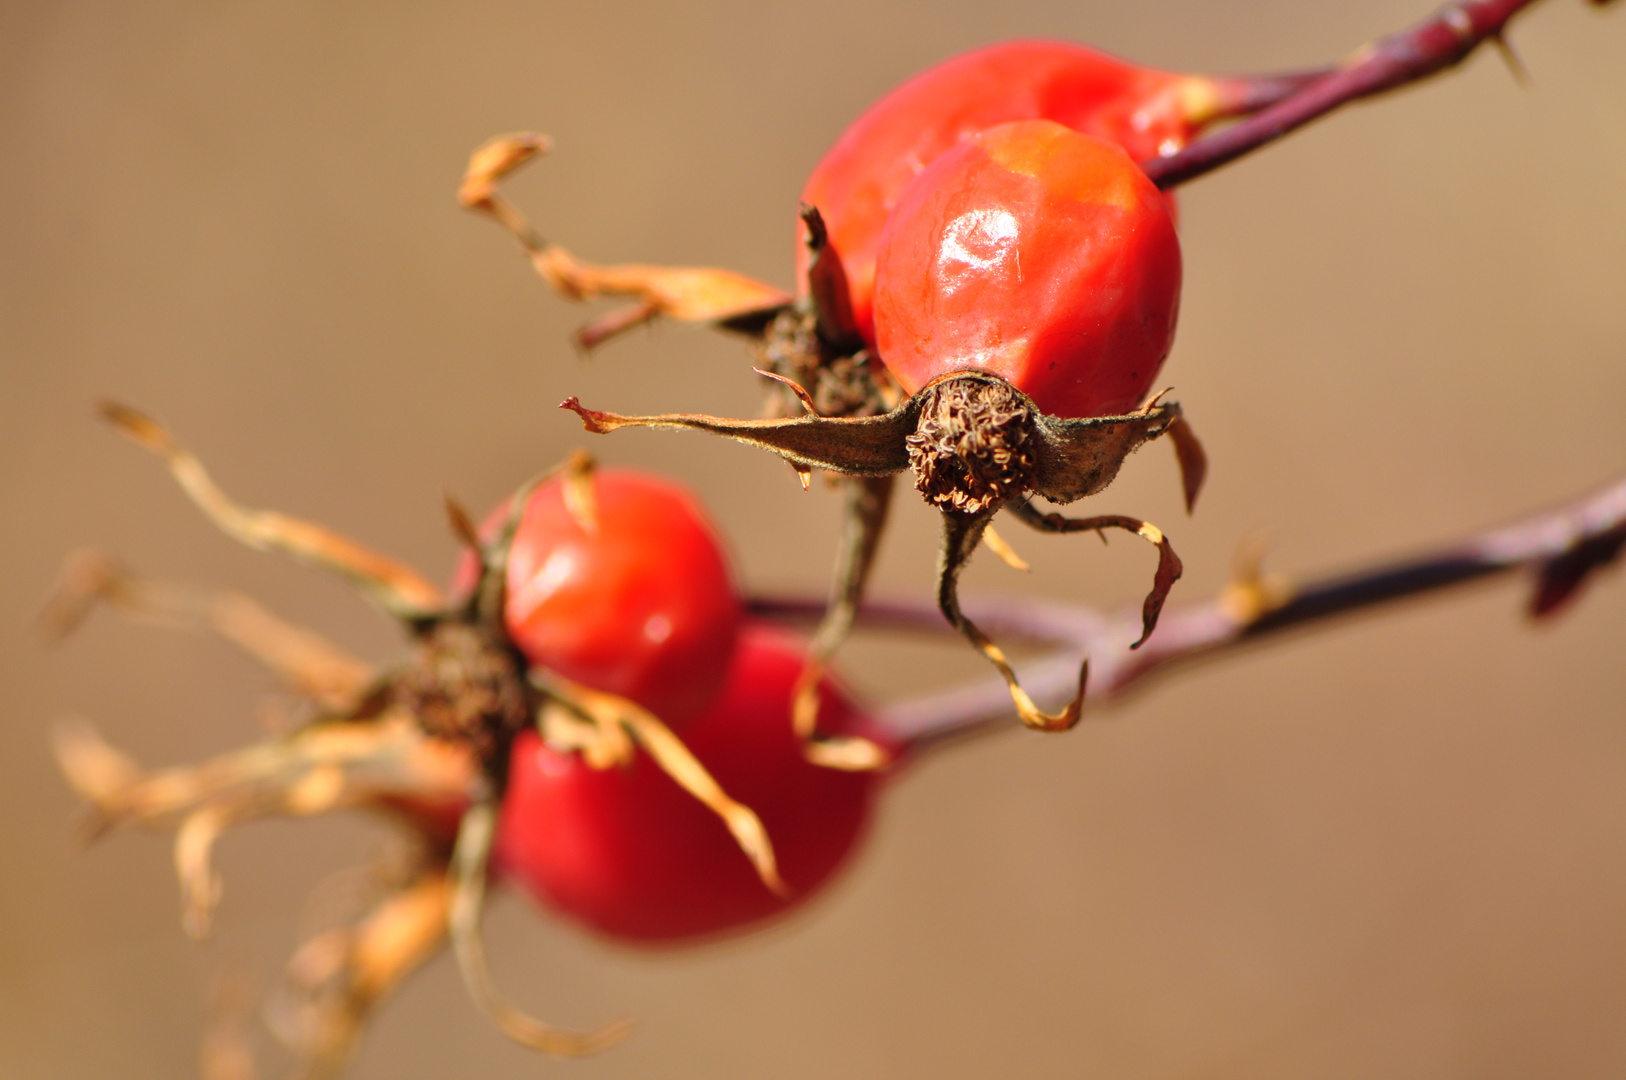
{"left": 906, "top": 375, "right": 1039, "bottom": 513}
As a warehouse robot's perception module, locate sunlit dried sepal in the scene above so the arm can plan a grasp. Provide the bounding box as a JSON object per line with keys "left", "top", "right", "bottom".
{"left": 100, "top": 402, "right": 444, "bottom": 619}
{"left": 459, "top": 133, "right": 789, "bottom": 350}
{"left": 39, "top": 550, "right": 375, "bottom": 713}
{"left": 448, "top": 797, "right": 633, "bottom": 1057}
{"left": 268, "top": 866, "right": 455, "bottom": 1080}
{"left": 536, "top": 673, "right": 789, "bottom": 896}
{"left": 564, "top": 370, "right": 1188, "bottom": 730}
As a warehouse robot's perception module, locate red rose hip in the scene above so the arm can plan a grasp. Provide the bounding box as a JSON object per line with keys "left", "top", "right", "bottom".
{"left": 456, "top": 467, "right": 743, "bottom": 726}
{"left": 495, "top": 623, "right": 896, "bottom": 943}
{"left": 873, "top": 119, "right": 1182, "bottom": 420}
{"left": 797, "top": 40, "right": 1213, "bottom": 349}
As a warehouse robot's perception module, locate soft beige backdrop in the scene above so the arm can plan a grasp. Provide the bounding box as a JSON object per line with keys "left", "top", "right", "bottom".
{"left": 4, "top": 2, "right": 1624, "bottom": 1077}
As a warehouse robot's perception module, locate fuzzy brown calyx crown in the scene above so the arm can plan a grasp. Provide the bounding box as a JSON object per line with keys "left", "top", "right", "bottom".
{"left": 906, "top": 373, "right": 1040, "bottom": 513}
{"left": 392, "top": 620, "right": 533, "bottom": 769}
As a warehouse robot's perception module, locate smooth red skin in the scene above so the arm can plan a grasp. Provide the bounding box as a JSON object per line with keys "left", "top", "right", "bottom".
{"left": 797, "top": 40, "right": 1196, "bottom": 349}
{"left": 453, "top": 470, "right": 742, "bottom": 727}
{"left": 495, "top": 624, "right": 897, "bottom": 945}
{"left": 873, "top": 121, "right": 1182, "bottom": 420}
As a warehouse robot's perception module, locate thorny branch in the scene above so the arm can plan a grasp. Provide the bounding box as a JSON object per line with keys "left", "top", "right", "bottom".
{"left": 752, "top": 471, "right": 1626, "bottom": 752}
{"left": 1144, "top": 0, "right": 1618, "bottom": 189}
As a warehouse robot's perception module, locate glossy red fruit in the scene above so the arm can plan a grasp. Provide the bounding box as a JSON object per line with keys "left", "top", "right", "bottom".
{"left": 798, "top": 40, "right": 1202, "bottom": 348}
{"left": 495, "top": 623, "right": 896, "bottom": 944}
{"left": 873, "top": 119, "right": 1182, "bottom": 420}
{"left": 456, "top": 468, "right": 743, "bottom": 727}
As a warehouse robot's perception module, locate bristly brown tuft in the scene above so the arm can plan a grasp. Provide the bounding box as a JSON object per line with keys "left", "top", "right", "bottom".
{"left": 906, "top": 375, "right": 1039, "bottom": 513}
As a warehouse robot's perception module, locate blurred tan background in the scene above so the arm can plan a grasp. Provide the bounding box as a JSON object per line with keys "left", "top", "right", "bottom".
{"left": 4, "top": 1, "right": 1624, "bottom": 1077}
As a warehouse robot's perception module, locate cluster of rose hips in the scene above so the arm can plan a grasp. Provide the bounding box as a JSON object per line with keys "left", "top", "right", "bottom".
{"left": 471, "top": 39, "right": 1312, "bottom": 736}
{"left": 52, "top": 28, "right": 1504, "bottom": 1077}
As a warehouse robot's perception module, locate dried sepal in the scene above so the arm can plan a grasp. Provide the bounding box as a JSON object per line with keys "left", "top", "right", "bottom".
{"left": 55, "top": 714, "right": 471, "bottom": 884}
{"left": 448, "top": 797, "right": 633, "bottom": 1057}
{"left": 789, "top": 474, "right": 896, "bottom": 771}
{"left": 1029, "top": 396, "right": 1185, "bottom": 505}
{"left": 459, "top": 133, "right": 789, "bottom": 350}
{"left": 937, "top": 508, "right": 1090, "bottom": 732}
{"left": 1007, "top": 501, "right": 1184, "bottom": 649}
{"left": 536, "top": 673, "right": 789, "bottom": 896}
{"left": 270, "top": 867, "right": 455, "bottom": 1080}
{"left": 799, "top": 204, "right": 862, "bottom": 350}
{"left": 199, "top": 966, "right": 261, "bottom": 1080}
{"left": 559, "top": 448, "right": 599, "bottom": 535}
{"left": 100, "top": 402, "right": 444, "bottom": 619}
{"left": 461, "top": 450, "right": 598, "bottom": 626}
{"left": 175, "top": 766, "right": 348, "bottom": 940}
{"left": 561, "top": 395, "right": 919, "bottom": 478}
{"left": 980, "top": 523, "right": 1031, "bottom": 572}
{"left": 40, "top": 552, "right": 375, "bottom": 713}
{"left": 458, "top": 132, "right": 552, "bottom": 213}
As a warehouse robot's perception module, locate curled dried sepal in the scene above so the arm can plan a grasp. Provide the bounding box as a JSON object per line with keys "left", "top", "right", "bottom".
{"left": 449, "top": 798, "right": 633, "bottom": 1057}
{"left": 175, "top": 766, "right": 346, "bottom": 940}
{"left": 55, "top": 715, "right": 472, "bottom": 926}
{"left": 1006, "top": 501, "right": 1184, "bottom": 649}
{"left": 457, "top": 449, "right": 600, "bottom": 628}
{"left": 537, "top": 674, "right": 789, "bottom": 896}
{"left": 1026, "top": 394, "right": 1186, "bottom": 505}
{"left": 565, "top": 371, "right": 1190, "bottom": 740}
{"left": 459, "top": 133, "right": 789, "bottom": 350}
{"left": 788, "top": 475, "right": 896, "bottom": 771}
{"left": 269, "top": 868, "right": 453, "bottom": 1080}
{"left": 39, "top": 551, "right": 375, "bottom": 713}
{"left": 1164, "top": 414, "right": 1208, "bottom": 514}
{"left": 458, "top": 132, "right": 553, "bottom": 213}
{"left": 937, "top": 508, "right": 1089, "bottom": 732}
{"left": 100, "top": 402, "right": 444, "bottom": 620}
{"left": 932, "top": 499, "right": 1182, "bottom": 731}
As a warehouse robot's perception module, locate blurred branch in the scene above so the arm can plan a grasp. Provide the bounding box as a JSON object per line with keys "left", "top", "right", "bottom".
{"left": 751, "top": 471, "right": 1626, "bottom": 752}
{"left": 1143, "top": 0, "right": 1610, "bottom": 189}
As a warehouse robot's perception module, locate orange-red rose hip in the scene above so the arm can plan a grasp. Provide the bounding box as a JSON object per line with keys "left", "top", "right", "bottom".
{"left": 873, "top": 120, "right": 1182, "bottom": 420}
{"left": 797, "top": 41, "right": 1206, "bottom": 348}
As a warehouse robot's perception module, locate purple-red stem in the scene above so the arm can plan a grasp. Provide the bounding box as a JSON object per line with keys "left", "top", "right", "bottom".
{"left": 751, "top": 471, "right": 1626, "bottom": 752}
{"left": 1145, "top": 0, "right": 1567, "bottom": 189}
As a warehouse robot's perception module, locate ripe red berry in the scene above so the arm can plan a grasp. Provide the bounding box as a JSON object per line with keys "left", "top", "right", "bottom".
{"left": 494, "top": 623, "right": 896, "bottom": 943}
{"left": 798, "top": 40, "right": 1205, "bottom": 350}
{"left": 456, "top": 467, "right": 743, "bottom": 726}
{"left": 872, "top": 119, "right": 1182, "bottom": 420}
